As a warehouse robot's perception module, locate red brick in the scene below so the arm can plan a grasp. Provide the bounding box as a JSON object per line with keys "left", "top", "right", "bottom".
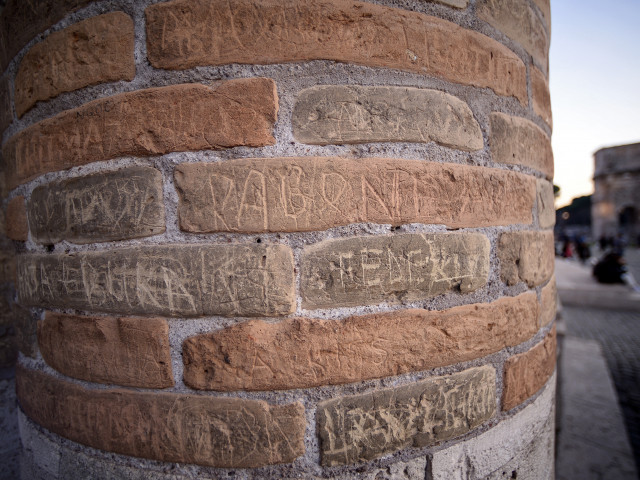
{"left": 146, "top": 0, "right": 527, "bottom": 104}
{"left": 6, "top": 195, "right": 27, "bottom": 241}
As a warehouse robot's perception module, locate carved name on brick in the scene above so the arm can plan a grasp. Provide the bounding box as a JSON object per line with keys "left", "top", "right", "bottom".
{"left": 175, "top": 158, "right": 535, "bottom": 233}
{"left": 301, "top": 233, "right": 489, "bottom": 309}
{"left": 317, "top": 366, "right": 496, "bottom": 465}
{"left": 17, "top": 245, "right": 295, "bottom": 317}
{"left": 29, "top": 167, "right": 165, "bottom": 244}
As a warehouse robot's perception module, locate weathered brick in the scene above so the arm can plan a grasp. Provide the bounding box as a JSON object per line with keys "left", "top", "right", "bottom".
{"left": 0, "top": 0, "right": 93, "bottom": 71}
{"left": 15, "top": 12, "right": 135, "bottom": 117}
{"left": 499, "top": 230, "right": 554, "bottom": 287}
{"left": 540, "top": 276, "right": 556, "bottom": 327}
{"left": 302, "top": 233, "right": 489, "bottom": 309}
{"left": 0, "top": 76, "right": 12, "bottom": 133}
{"left": 39, "top": 312, "right": 173, "bottom": 389}
{"left": 6, "top": 196, "right": 28, "bottom": 241}
{"left": 17, "top": 244, "right": 295, "bottom": 317}
{"left": 16, "top": 366, "right": 305, "bottom": 468}
{"left": 477, "top": 0, "right": 549, "bottom": 67}
{"left": 317, "top": 366, "right": 496, "bottom": 465}
{"left": 29, "top": 166, "right": 165, "bottom": 244}
{"left": 490, "top": 112, "right": 554, "bottom": 179}
{"left": 146, "top": 0, "right": 527, "bottom": 104}
{"left": 532, "top": 65, "right": 552, "bottom": 129}
{"left": 532, "top": 0, "right": 551, "bottom": 30}
{"left": 0, "top": 248, "right": 16, "bottom": 284}
{"left": 537, "top": 179, "right": 555, "bottom": 229}
{"left": 183, "top": 292, "right": 538, "bottom": 391}
{"left": 175, "top": 158, "right": 535, "bottom": 234}
{"left": 13, "top": 305, "right": 36, "bottom": 358}
{"left": 502, "top": 327, "right": 556, "bottom": 410}
{"left": 3, "top": 79, "right": 277, "bottom": 189}
{"left": 293, "top": 86, "right": 483, "bottom": 150}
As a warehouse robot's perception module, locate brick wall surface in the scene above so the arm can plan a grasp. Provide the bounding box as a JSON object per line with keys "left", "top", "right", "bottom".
{"left": 2, "top": 0, "right": 555, "bottom": 477}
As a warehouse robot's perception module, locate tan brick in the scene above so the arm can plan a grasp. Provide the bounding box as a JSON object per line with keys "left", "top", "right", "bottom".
{"left": 6, "top": 196, "right": 28, "bottom": 241}
{"left": 499, "top": 230, "right": 554, "bottom": 287}
{"left": 531, "top": 66, "right": 552, "bottom": 129}
{"left": 490, "top": 112, "right": 554, "bottom": 179}
{"left": 301, "top": 233, "right": 489, "bottom": 309}
{"left": 29, "top": 167, "right": 165, "bottom": 244}
{"left": 16, "top": 366, "right": 305, "bottom": 468}
{"left": 3, "top": 79, "right": 277, "bottom": 189}
{"left": 0, "top": 0, "right": 93, "bottom": 71}
{"left": 532, "top": 0, "right": 551, "bottom": 30}
{"left": 146, "top": 0, "right": 527, "bottom": 105}
{"left": 477, "top": 0, "right": 549, "bottom": 67}
{"left": 502, "top": 327, "right": 556, "bottom": 410}
{"left": 15, "top": 12, "right": 135, "bottom": 117}
{"left": 39, "top": 312, "right": 173, "bottom": 389}
{"left": 317, "top": 366, "right": 496, "bottom": 465}
{"left": 539, "top": 276, "right": 556, "bottom": 327}
{"left": 537, "top": 179, "right": 555, "bottom": 229}
{"left": 293, "top": 86, "right": 483, "bottom": 150}
{"left": 183, "top": 292, "right": 538, "bottom": 391}
{"left": 17, "top": 244, "right": 295, "bottom": 317}
{"left": 0, "top": 76, "right": 12, "bottom": 133}
{"left": 176, "top": 158, "right": 535, "bottom": 234}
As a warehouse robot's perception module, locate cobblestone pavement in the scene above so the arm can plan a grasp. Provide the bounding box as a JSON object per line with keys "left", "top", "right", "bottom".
{"left": 563, "top": 305, "right": 640, "bottom": 475}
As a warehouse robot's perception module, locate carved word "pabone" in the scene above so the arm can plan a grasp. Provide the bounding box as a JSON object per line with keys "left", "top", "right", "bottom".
{"left": 17, "top": 245, "right": 295, "bottom": 317}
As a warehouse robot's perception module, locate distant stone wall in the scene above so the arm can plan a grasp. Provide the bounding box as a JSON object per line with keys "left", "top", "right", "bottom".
{"left": 1, "top": 0, "right": 555, "bottom": 478}
{"left": 592, "top": 143, "right": 640, "bottom": 242}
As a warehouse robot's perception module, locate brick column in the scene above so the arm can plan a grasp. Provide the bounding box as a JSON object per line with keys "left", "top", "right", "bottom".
{"left": 2, "top": 0, "right": 555, "bottom": 477}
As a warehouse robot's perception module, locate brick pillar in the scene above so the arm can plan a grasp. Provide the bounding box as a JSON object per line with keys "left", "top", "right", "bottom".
{"left": 2, "top": 0, "right": 555, "bottom": 477}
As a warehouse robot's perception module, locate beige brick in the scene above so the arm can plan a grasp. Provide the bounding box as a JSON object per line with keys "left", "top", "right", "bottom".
{"left": 3, "top": 79, "right": 277, "bottom": 189}
{"left": 293, "top": 85, "right": 483, "bottom": 150}
{"left": 490, "top": 112, "right": 554, "bottom": 179}
{"left": 317, "top": 366, "right": 496, "bottom": 465}
{"left": 0, "top": 0, "right": 93, "bottom": 71}
{"left": 532, "top": 65, "right": 552, "bottom": 129}
{"left": 16, "top": 366, "right": 305, "bottom": 468}
{"left": 39, "top": 312, "right": 173, "bottom": 389}
{"left": 146, "top": 0, "right": 527, "bottom": 104}
{"left": 0, "top": 76, "right": 12, "bottom": 133}
{"left": 540, "top": 276, "right": 556, "bottom": 327}
{"left": 499, "top": 230, "right": 554, "bottom": 287}
{"left": 15, "top": 12, "right": 135, "bottom": 117}
{"left": 503, "top": 327, "right": 556, "bottom": 410}
{"left": 537, "top": 179, "right": 555, "bottom": 229}
{"left": 6, "top": 195, "right": 28, "bottom": 241}
{"left": 477, "top": 0, "right": 549, "bottom": 67}
{"left": 29, "top": 167, "right": 165, "bottom": 244}
{"left": 183, "top": 293, "right": 538, "bottom": 391}
{"left": 301, "top": 233, "right": 489, "bottom": 309}
{"left": 17, "top": 244, "right": 295, "bottom": 317}
{"left": 175, "top": 158, "right": 535, "bottom": 233}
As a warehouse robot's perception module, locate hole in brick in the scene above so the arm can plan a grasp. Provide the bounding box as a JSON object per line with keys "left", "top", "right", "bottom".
{"left": 511, "top": 471, "right": 518, "bottom": 479}
{"left": 45, "top": 244, "right": 54, "bottom": 253}
{"left": 256, "top": 238, "right": 262, "bottom": 243}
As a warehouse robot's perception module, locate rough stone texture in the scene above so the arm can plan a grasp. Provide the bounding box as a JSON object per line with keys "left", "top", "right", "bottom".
{"left": 531, "top": 66, "right": 552, "bottom": 129}
{"left": 0, "top": 248, "right": 15, "bottom": 285}
{"left": 477, "top": 0, "right": 549, "bottom": 68}
{"left": 3, "top": 78, "right": 278, "bottom": 189}
{"left": 498, "top": 230, "right": 554, "bottom": 287}
{"left": 0, "top": 377, "right": 20, "bottom": 480}
{"left": 17, "top": 244, "right": 295, "bottom": 317}
{"left": 539, "top": 276, "right": 556, "bottom": 327}
{"left": 502, "top": 327, "right": 556, "bottom": 411}
{"left": 330, "top": 457, "right": 427, "bottom": 480}
{"left": 146, "top": 0, "right": 527, "bottom": 105}
{"left": 536, "top": 179, "right": 555, "bottom": 229}
{"left": 0, "top": 76, "right": 12, "bottom": 134}
{"left": 183, "top": 292, "right": 538, "bottom": 391}
{"left": 16, "top": 366, "right": 306, "bottom": 468}
{"left": 175, "top": 158, "right": 535, "bottom": 234}
{"left": 292, "top": 86, "right": 483, "bottom": 151}
{"left": 317, "top": 366, "right": 496, "bottom": 465}
{"left": 489, "top": 112, "right": 554, "bottom": 179}
{"left": 29, "top": 166, "right": 165, "bottom": 244}
{"left": 38, "top": 312, "right": 174, "bottom": 389}
{"left": 0, "top": 0, "right": 93, "bottom": 71}
{"left": 301, "top": 233, "right": 490, "bottom": 309}
{"left": 15, "top": 12, "right": 135, "bottom": 117}
{"left": 434, "top": 0, "right": 467, "bottom": 7}
{"left": 6, "top": 195, "right": 28, "bottom": 241}
{"left": 431, "top": 374, "right": 555, "bottom": 479}
{"left": 532, "top": 0, "right": 551, "bottom": 30}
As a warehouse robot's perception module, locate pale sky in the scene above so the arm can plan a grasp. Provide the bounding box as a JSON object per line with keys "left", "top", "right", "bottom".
{"left": 550, "top": 0, "right": 640, "bottom": 208}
